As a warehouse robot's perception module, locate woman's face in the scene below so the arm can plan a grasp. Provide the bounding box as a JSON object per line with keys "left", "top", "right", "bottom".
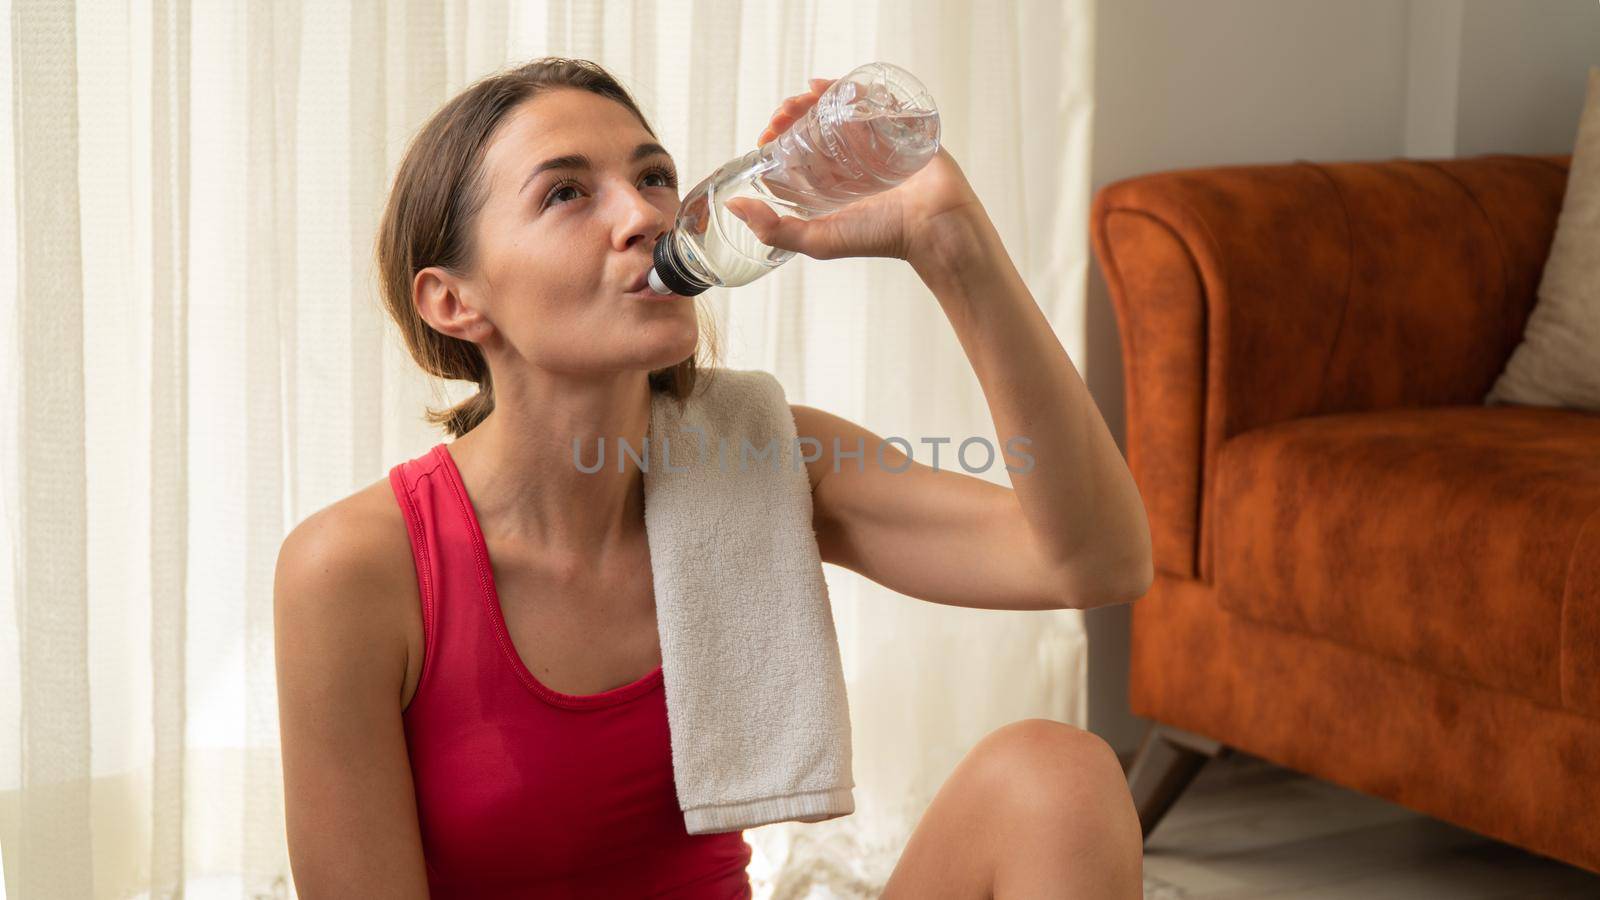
{"left": 440, "top": 88, "right": 697, "bottom": 379}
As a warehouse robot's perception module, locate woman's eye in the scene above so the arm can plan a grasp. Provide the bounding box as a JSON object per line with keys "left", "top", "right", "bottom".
{"left": 545, "top": 169, "right": 677, "bottom": 208}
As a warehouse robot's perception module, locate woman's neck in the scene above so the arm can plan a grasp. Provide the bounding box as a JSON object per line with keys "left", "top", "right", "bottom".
{"left": 448, "top": 371, "right": 652, "bottom": 567}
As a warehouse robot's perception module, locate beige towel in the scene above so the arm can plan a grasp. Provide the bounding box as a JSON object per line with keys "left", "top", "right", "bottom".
{"left": 643, "top": 367, "right": 856, "bottom": 834}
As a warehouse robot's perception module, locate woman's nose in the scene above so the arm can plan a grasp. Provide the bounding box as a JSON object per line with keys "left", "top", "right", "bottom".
{"left": 624, "top": 221, "right": 668, "bottom": 253}
{"left": 620, "top": 195, "right": 672, "bottom": 250}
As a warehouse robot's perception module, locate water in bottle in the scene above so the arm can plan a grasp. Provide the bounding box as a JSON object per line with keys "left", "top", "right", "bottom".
{"left": 646, "top": 61, "right": 941, "bottom": 297}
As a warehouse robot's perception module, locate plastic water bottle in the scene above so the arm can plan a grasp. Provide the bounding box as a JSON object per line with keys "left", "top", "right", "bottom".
{"left": 646, "top": 61, "right": 940, "bottom": 297}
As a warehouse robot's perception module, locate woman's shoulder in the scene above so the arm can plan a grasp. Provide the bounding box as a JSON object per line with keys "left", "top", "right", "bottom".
{"left": 275, "top": 476, "right": 418, "bottom": 648}
{"left": 289, "top": 474, "right": 409, "bottom": 550}
{"left": 275, "top": 476, "right": 429, "bottom": 744}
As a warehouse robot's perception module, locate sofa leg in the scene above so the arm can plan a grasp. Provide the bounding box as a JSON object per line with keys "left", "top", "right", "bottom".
{"left": 1126, "top": 723, "right": 1225, "bottom": 840}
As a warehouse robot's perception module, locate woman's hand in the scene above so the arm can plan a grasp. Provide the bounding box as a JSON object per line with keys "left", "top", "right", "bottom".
{"left": 724, "top": 77, "right": 986, "bottom": 265}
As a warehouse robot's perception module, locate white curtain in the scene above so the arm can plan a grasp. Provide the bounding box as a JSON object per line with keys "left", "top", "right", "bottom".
{"left": 0, "top": 0, "right": 1096, "bottom": 896}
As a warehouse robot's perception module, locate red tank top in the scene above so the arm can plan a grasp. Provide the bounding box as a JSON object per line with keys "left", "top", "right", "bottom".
{"left": 389, "top": 443, "right": 754, "bottom": 898}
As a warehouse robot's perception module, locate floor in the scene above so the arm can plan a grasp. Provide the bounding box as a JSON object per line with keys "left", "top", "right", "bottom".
{"left": 1126, "top": 749, "right": 1600, "bottom": 899}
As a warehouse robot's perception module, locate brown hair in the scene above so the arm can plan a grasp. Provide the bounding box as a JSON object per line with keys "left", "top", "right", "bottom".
{"left": 375, "top": 56, "right": 719, "bottom": 438}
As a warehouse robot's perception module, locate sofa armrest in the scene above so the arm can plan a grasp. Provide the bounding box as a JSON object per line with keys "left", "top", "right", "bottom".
{"left": 1090, "top": 154, "right": 1570, "bottom": 583}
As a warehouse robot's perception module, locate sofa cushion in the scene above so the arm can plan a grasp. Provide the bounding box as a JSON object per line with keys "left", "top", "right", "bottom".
{"left": 1560, "top": 512, "right": 1600, "bottom": 718}
{"left": 1211, "top": 404, "right": 1600, "bottom": 710}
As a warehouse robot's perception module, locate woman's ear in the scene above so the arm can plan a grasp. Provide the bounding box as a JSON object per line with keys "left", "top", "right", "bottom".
{"left": 414, "top": 266, "right": 491, "bottom": 341}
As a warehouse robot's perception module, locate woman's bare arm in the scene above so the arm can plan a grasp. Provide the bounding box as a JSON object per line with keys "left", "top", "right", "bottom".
{"left": 274, "top": 502, "right": 430, "bottom": 899}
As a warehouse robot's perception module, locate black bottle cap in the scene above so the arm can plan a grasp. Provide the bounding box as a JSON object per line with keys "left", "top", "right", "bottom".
{"left": 652, "top": 235, "right": 711, "bottom": 297}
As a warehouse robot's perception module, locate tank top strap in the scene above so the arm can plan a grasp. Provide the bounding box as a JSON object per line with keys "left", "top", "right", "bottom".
{"left": 388, "top": 442, "right": 489, "bottom": 714}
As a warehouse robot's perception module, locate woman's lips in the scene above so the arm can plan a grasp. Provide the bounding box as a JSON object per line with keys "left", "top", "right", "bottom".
{"left": 627, "top": 286, "right": 683, "bottom": 299}
{"left": 625, "top": 267, "right": 683, "bottom": 298}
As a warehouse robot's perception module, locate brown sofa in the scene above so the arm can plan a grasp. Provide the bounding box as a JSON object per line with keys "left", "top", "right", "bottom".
{"left": 1090, "top": 153, "right": 1600, "bottom": 874}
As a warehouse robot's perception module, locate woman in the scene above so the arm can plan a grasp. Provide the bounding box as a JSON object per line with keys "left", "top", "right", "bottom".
{"left": 274, "top": 57, "right": 1150, "bottom": 899}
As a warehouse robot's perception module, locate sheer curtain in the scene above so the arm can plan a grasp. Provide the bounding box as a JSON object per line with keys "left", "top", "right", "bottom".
{"left": 0, "top": 0, "right": 1095, "bottom": 896}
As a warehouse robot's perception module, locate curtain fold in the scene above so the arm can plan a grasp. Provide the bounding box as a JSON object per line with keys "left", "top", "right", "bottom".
{"left": 10, "top": 0, "right": 93, "bottom": 897}
{"left": 1, "top": 1, "right": 1095, "bottom": 896}
{"left": 240, "top": 0, "right": 292, "bottom": 894}
{"left": 148, "top": 0, "right": 191, "bottom": 892}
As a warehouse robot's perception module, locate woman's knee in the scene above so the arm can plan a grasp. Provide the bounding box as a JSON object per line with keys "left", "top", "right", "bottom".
{"left": 969, "top": 720, "right": 1143, "bottom": 899}
{"left": 970, "top": 718, "right": 1132, "bottom": 823}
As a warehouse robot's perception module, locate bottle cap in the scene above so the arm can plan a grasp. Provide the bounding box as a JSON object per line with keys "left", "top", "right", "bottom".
{"left": 647, "top": 268, "right": 673, "bottom": 295}
{"left": 651, "top": 236, "right": 711, "bottom": 297}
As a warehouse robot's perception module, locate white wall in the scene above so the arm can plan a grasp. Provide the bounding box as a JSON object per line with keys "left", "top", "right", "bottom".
{"left": 1083, "top": 0, "right": 1600, "bottom": 755}
{"left": 1453, "top": 0, "right": 1599, "bottom": 155}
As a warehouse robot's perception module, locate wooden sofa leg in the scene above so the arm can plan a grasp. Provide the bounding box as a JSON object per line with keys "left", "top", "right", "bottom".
{"left": 1126, "top": 723, "right": 1225, "bottom": 840}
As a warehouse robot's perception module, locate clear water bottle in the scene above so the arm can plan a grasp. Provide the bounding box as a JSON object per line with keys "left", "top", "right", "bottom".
{"left": 646, "top": 61, "right": 940, "bottom": 297}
